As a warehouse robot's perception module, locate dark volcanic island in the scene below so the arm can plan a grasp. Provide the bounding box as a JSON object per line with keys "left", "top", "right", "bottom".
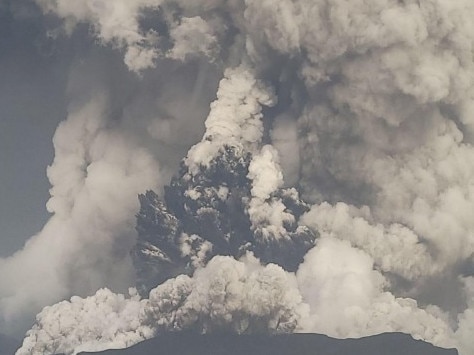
{"left": 81, "top": 333, "right": 458, "bottom": 355}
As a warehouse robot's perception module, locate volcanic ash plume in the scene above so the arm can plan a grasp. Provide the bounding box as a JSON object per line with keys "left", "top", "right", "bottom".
{"left": 18, "top": 255, "right": 306, "bottom": 355}
{"left": 8, "top": 1, "right": 474, "bottom": 355}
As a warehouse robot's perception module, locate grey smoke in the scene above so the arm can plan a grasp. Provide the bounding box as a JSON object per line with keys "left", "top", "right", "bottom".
{"left": 0, "top": 1, "right": 474, "bottom": 355}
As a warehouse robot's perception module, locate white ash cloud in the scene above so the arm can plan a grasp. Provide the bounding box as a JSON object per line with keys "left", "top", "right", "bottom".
{"left": 0, "top": 91, "right": 163, "bottom": 335}
{"left": 455, "top": 277, "right": 474, "bottom": 355}
{"left": 17, "top": 241, "right": 457, "bottom": 354}
{"left": 17, "top": 254, "right": 306, "bottom": 355}
{"left": 168, "top": 16, "right": 219, "bottom": 61}
{"left": 297, "top": 238, "right": 454, "bottom": 347}
{"left": 300, "top": 202, "right": 439, "bottom": 280}
{"left": 0, "top": 8, "right": 222, "bottom": 335}
{"left": 35, "top": 0, "right": 162, "bottom": 72}
{"left": 247, "top": 145, "right": 299, "bottom": 240}
{"left": 16, "top": 288, "right": 148, "bottom": 355}
{"left": 2, "top": 0, "right": 474, "bottom": 354}
{"left": 185, "top": 66, "right": 276, "bottom": 174}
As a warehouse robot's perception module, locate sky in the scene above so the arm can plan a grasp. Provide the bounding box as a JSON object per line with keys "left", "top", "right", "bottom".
{"left": 0, "top": 0, "right": 65, "bottom": 256}
{"left": 2, "top": 1, "right": 474, "bottom": 354}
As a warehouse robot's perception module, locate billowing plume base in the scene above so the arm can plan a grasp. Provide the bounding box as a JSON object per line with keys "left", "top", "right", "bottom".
{"left": 17, "top": 255, "right": 306, "bottom": 355}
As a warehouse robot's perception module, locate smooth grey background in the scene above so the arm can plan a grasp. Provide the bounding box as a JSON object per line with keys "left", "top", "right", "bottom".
{"left": 0, "top": 0, "right": 69, "bottom": 256}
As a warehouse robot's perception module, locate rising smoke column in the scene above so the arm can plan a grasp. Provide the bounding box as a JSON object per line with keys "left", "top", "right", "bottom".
{"left": 132, "top": 66, "right": 316, "bottom": 295}
{"left": 6, "top": 1, "right": 474, "bottom": 355}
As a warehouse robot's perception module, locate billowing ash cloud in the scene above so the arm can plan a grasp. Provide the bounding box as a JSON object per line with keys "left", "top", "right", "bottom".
{"left": 3, "top": 0, "right": 474, "bottom": 355}
{"left": 0, "top": 89, "right": 161, "bottom": 327}
{"left": 130, "top": 66, "right": 315, "bottom": 295}
{"left": 0, "top": 0, "right": 221, "bottom": 335}
{"left": 18, "top": 254, "right": 306, "bottom": 354}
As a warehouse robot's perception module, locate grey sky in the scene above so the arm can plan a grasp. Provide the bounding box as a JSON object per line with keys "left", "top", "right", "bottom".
{"left": 0, "top": 0, "right": 67, "bottom": 256}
